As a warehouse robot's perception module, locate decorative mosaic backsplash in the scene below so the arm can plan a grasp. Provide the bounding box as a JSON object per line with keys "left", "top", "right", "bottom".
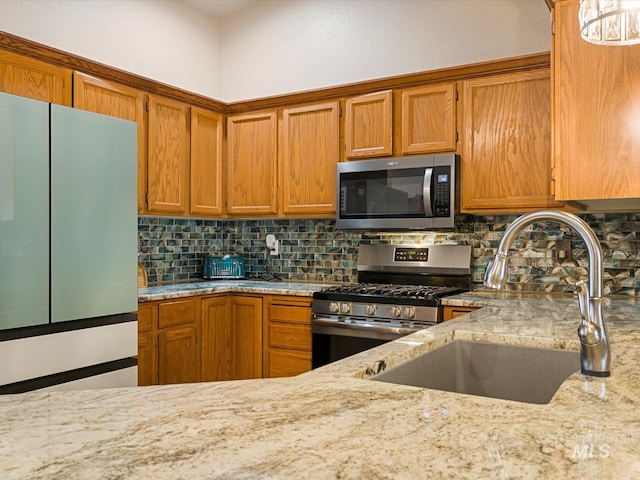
{"left": 138, "top": 213, "right": 640, "bottom": 296}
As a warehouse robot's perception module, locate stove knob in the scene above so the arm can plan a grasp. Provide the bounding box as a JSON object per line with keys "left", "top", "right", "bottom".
{"left": 364, "top": 304, "right": 376, "bottom": 315}
{"left": 403, "top": 306, "right": 416, "bottom": 319}
{"left": 391, "top": 306, "right": 402, "bottom": 317}
{"left": 340, "top": 303, "right": 352, "bottom": 314}
{"left": 329, "top": 302, "right": 340, "bottom": 313}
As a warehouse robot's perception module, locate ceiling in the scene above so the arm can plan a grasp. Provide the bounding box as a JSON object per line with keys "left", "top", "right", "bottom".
{"left": 182, "top": 0, "right": 259, "bottom": 18}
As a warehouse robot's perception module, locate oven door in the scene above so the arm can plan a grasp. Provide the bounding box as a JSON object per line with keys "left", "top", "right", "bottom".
{"left": 311, "top": 316, "right": 431, "bottom": 369}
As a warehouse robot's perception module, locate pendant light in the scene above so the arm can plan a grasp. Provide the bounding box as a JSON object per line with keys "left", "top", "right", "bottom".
{"left": 579, "top": 0, "right": 640, "bottom": 45}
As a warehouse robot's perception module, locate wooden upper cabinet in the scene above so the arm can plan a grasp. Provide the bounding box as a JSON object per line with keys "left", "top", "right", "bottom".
{"left": 226, "top": 111, "right": 278, "bottom": 216}
{"left": 73, "top": 72, "right": 148, "bottom": 214}
{"left": 554, "top": 0, "right": 640, "bottom": 202}
{"left": 344, "top": 90, "right": 393, "bottom": 159}
{"left": 460, "top": 69, "right": 561, "bottom": 212}
{"left": 400, "top": 83, "right": 457, "bottom": 154}
{"left": 147, "top": 95, "right": 190, "bottom": 214}
{"left": 280, "top": 102, "right": 339, "bottom": 215}
{"left": 0, "top": 50, "right": 72, "bottom": 105}
{"left": 190, "top": 107, "right": 224, "bottom": 216}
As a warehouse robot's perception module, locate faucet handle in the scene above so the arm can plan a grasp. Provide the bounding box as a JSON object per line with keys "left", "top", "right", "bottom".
{"left": 575, "top": 280, "right": 589, "bottom": 320}
{"left": 575, "top": 280, "right": 601, "bottom": 346}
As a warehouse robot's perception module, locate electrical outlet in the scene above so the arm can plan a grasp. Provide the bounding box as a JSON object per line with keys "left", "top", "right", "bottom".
{"left": 554, "top": 239, "right": 572, "bottom": 263}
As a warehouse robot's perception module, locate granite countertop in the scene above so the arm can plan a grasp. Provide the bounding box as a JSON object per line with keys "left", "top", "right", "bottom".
{"left": 138, "top": 280, "right": 328, "bottom": 302}
{"left": 2, "top": 293, "right": 640, "bottom": 479}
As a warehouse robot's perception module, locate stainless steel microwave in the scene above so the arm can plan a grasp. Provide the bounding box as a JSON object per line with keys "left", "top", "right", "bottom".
{"left": 336, "top": 153, "right": 458, "bottom": 230}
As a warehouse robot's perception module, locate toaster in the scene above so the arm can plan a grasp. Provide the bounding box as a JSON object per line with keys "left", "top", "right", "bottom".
{"left": 204, "top": 255, "right": 245, "bottom": 279}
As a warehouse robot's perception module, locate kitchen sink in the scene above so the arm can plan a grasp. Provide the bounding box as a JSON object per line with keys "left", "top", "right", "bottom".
{"left": 371, "top": 340, "right": 580, "bottom": 404}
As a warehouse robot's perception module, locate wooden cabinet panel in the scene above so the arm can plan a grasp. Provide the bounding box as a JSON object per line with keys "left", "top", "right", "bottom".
{"left": 230, "top": 296, "right": 263, "bottom": 380}
{"left": 268, "top": 302, "right": 313, "bottom": 324}
{"left": 158, "top": 324, "right": 200, "bottom": 385}
{"left": 73, "top": 72, "right": 148, "bottom": 214}
{"left": 345, "top": 90, "right": 393, "bottom": 159}
{"left": 442, "top": 306, "right": 478, "bottom": 322}
{"left": 460, "top": 69, "right": 561, "bottom": 212}
{"left": 553, "top": 0, "right": 640, "bottom": 202}
{"left": 263, "top": 296, "right": 312, "bottom": 378}
{"left": 190, "top": 107, "right": 224, "bottom": 216}
{"left": 158, "top": 298, "right": 197, "bottom": 329}
{"left": 280, "top": 102, "right": 339, "bottom": 215}
{"left": 266, "top": 349, "right": 311, "bottom": 378}
{"left": 269, "top": 323, "right": 311, "bottom": 351}
{"left": 0, "top": 50, "right": 71, "bottom": 105}
{"left": 202, "top": 295, "right": 263, "bottom": 381}
{"left": 147, "top": 95, "right": 190, "bottom": 214}
{"left": 138, "top": 329, "right": 157, "bottom": 386}
{"left": 137, "top": 303, "right": 157, "bottom": 386}
{"left": 227, "top": 112, "right": 277, "bottom": 215}
{"left": 400, "top": 83, "right": 456, "bottom": 154}
{"left": 201, "top": 295, "right": 233, "bottom": 382}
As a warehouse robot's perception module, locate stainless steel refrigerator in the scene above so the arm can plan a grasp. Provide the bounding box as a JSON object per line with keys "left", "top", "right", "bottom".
{"left": 0, "top": 91, "right": 138, "bottom": 393}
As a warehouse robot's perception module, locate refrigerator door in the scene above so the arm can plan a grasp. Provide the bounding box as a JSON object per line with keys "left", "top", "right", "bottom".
{"left": 0, "top": 92, "right": 49, "bottom": 329}
{"left": 51, "top": 105, "right": 138, "bottom": 322}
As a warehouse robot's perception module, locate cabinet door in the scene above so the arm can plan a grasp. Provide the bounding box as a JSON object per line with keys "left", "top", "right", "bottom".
{"left": 158, "top": 324, "right": 200, "bottom": 385}
{"left": 0, "top": 50, "right": 71, "bottom": 105}
{"left": 554, "top": 0, "right": 640, "bottom": 201}
{"left": 147, "top": 95, "right": 190, "bottom": 214}
{"left": 201, "top": 296, "right": 233, "bottom": 381}
{"left": 73, "top": 72, "right": 148, "bottom": 214}
{"left": 191, "top": 107, "right": 224, "bottom": 216}
{"left": 280, "top": 102, "right": 339, "bottom": 215}
{"left": 344, "top": 90, "right": 392, "bottom": 159}
{"left": 400, "top": 83, "right": 456, "bottom": 154}
{"left": 137, "top": 303, "right": 157, "bottom": 386}
{"left": 227, "top": 112, "right": 277, "bottom": 216}
{"left": 230, "top": 295, "right": 263, "bottom": 380}
{"left": 460, "top": 69, "right": 561, "bottom": 212}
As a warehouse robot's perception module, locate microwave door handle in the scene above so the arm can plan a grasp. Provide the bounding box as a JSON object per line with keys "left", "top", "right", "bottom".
{"left": 423, "top": 168, "right": 433, "bottom": 217}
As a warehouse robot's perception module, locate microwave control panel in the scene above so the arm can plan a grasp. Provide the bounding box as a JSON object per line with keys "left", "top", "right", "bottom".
{"left": 432, "top": 166, "right": 451, "bottom": 217}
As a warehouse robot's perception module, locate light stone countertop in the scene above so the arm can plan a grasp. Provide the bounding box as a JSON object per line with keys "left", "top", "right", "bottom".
{"left": 2, "top": 294, "right": 640, "bottom": 479}
{"left": 138, "top": 280, "right": 328, "bottom": 302}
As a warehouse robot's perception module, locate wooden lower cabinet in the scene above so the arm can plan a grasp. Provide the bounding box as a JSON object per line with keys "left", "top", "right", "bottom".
{"left": 137, "top": 303, "right": 157, "bottom": 386}
{"left": 442, "top": 305, "right": 478, "bottom": 321}
{"left": 201, "top": 294, "right": 263, "bottom": 382}
{"left": 137, "top": 297, "right": 201, "bottom": 386}
{"left": 139, "top": 293, "right": 311, "bottom": 385}
{"left": 263, "top": 296, "right": 312, "bottom": 378}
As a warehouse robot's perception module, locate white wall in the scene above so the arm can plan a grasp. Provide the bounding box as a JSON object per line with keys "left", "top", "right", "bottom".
{"left": 0, "top": 0, "right": 222, "bottom": 99}
{"left": 0, "top": 0, "right": 551, "bottom": 103}
{"left": 220, "top": 0, "right": 551, "bottom": 101}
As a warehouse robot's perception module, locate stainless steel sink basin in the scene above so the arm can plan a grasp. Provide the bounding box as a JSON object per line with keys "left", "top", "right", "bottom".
{"left": 371, "top": 340, "right": 580, "bottom": 404}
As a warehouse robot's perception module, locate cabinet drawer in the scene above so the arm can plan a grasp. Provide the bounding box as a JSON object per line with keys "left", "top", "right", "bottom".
{"left": 158, "top": 298, "right": 197, "bottom": 328}
{"left": 269, "top": 303, "right": 311, "bottom": 324}
{"left": 267, "top": 348, "right": 312, "bottom": 378}
{"left": 269, "top": 322, "right": 311, "bottom": 351}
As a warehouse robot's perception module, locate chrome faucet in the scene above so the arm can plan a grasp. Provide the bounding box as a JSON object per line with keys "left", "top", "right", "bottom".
{"left": 484, "top": 210, "right": 611, "bottom": 377}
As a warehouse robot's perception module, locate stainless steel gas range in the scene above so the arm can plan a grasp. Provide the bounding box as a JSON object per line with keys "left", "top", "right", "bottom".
{"left": 312, "top": 244, "right": 471, "bottom": 368}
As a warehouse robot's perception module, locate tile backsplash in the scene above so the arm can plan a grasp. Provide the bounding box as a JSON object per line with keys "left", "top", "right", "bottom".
{"left": 138, "top": 213, "right": 640, "bottom": 296}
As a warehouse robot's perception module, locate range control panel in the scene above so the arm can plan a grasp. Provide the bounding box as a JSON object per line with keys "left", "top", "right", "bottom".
{"left": 394, "top": 247, "right": 429, "bottom": 262}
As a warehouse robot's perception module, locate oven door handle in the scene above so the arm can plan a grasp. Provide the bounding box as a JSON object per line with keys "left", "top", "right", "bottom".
{"left": 312, "top": 317, "right": 425, "bottom": 340}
